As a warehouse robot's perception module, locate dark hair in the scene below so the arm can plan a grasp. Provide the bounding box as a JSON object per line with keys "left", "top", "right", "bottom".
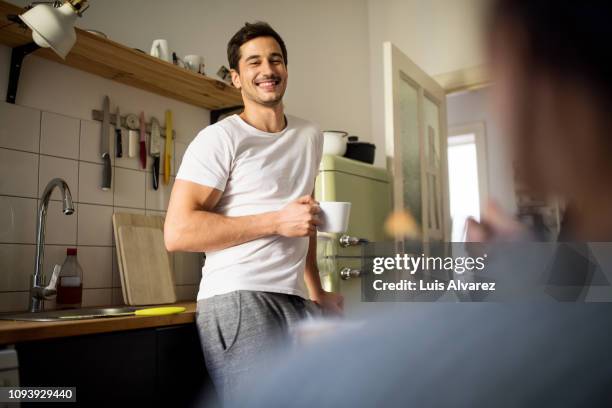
{"left": 489, "top": 0, "right": 612, "bottom": 107}
{"left": 227, "top": 22, "right": 288, "bottom": 71}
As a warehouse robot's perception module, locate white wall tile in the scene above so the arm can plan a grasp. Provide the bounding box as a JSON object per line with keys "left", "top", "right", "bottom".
{"left": 79, "top": 119, "right": 115, "bottom": 165}
{"left": 0, "top": 103, "right": 40, "bottom": 153}
{"left": 0, "top": 292, "right": 29, "bottom": 312}
{"left": 78, "top": 161, "right": 113, "bottom": 205}
{"left": 0, "top": 196, "right": 37, "bottom": 244}
{"left": 40, "top": 111, "right": 80, "bottom": 159}
{"left": 79, "top": 120, "right": 102, "bottom": 164}
{"left": 113, "top": 207, "right": 145, "bottom": 215}
{"left": 42, "top": 245, "right": 70, "bottom": 281}
{"left": 0, "top": 244, "right": 35, "bottom": 291}
{"left": 78, "top": 246, "right": 112, "bottom": 289}
{"left": 174, "top": 141, "right": 187, "bottom": 176}
{"left": 82, "top": 288, "right": 112, "bottom": 307}
{"left": 0, "top": 148, "right": 38, "bottom": 198}
{"left": 38, "top": 155, "right": 78, "bottom": 201}
{"left": 77, "top": 203, "right": 113, "bottom": 246}
{"left": 145, "top": 174, "right": 174, "bottom": 211}
{"left": 44, "top": 200, "right": 77, "bottom": 245}
{"left": 114, "top": 167, "right": 145, "bottom": 208}
{"left": 145, "top": 209, "right": 166, "bottom": 217}
{"left": 111, "top": 248, "right": 121, "bottom": 288}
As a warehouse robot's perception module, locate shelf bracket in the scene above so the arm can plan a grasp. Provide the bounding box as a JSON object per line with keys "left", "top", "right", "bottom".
{"left": 6, "top": 41, "right": 40, "bottom": 104}
{"left": 210, "top": 105, "right": 243, "bottom": 124}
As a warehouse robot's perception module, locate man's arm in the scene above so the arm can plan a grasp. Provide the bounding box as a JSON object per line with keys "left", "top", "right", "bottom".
{"left": 304, "top": 233, "right": 324, "bottom": 297}
{"left": 164, "top": 180, "right": 320, "bottom": 252}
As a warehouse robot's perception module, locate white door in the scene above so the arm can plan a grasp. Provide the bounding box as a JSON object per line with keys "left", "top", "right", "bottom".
{"left": 383, "top": 42, "right": 450, "bottom": 244}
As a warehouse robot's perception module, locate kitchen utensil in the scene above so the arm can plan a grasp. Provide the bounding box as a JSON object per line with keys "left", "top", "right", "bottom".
{"left": 125, "top": 113, "right": 139, "bottom": 158}
{"left": 344, "top": 136, "right": 376, "bottom": 164}
{"left": 127, "top": 131, "right": 138, "bottom": 158}
{"left": 164, "top": 110, "right": 173, "bottom": 185}
{"left": 115, "top": 107, "right": 123, "bottom": 158}
{"left": 57, "top": 306, "right": 186, "bottom": 320}
{"left": 150, "top": 117, "right": 162, "bottom": 190}
{"left": 318, "top": 201, "right": 351, "bottom": 233}
{"left": 322, "top": 130, "right": 348, "bottom": 156}
{"left": 184, "top": 54, "right": 204, "bottom": 74}
{"left": 100, "top": 96, "right": 112, "bottom": 190}
{"left": 117, "top": 224, "right": 176, "bottom": 305}
{"left": 172, "top": 52, "right": 185, "bottom": 68}
{"left": 150, "top": 39, "right": 171, "bottom": 62}
{"left": 139, "top": 111, "right": 147, "bottom": 169}
{"left": 125, "top": 113, "right": 139, "bottom": 129}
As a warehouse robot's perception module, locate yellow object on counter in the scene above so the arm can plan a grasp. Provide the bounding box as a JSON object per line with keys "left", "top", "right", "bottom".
{"left": 135, "top": 306, "right": 185, "bottom": 316}
{"left": 163, "top": 109, "right": 173, "bottom": 185}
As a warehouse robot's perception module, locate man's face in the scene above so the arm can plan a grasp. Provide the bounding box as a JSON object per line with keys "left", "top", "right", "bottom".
{"left": 231, "top": 36, "right": 288, "bottom": 107}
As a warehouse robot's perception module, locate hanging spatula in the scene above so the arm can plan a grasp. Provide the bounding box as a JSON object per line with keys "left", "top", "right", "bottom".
{"left": 163, "top": 110, "right": 173, "bottom": 185}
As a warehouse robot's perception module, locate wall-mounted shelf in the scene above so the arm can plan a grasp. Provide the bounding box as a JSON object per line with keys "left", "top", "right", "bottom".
{"left": 0, "top": 1, "right": 243, "bottom": 112}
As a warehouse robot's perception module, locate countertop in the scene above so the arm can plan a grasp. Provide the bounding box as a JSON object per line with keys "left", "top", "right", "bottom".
{"left": 0, "top": 302, "right": 196, "bottom": 345}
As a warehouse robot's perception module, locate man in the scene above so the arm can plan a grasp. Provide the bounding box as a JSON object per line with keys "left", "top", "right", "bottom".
{"left": 164, "top": 22, "right": 343, "bottom": 401}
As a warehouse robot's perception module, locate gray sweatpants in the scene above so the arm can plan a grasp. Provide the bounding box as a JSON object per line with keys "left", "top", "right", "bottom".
{"left": 196, "top": 290, "right": 321, "bottom": 404}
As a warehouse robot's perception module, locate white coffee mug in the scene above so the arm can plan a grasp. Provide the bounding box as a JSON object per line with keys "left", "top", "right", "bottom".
{"left": 184, "top": 54, "right": 205, "bottom": 74}
{"left": 150, "top": 39, "right": 171, "bottom": 62}
{"left": 318, "top": 201, "right": 351, "bottom": 233}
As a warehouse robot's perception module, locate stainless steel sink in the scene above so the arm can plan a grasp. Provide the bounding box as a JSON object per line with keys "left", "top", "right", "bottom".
{"left": 0, "top": 307, "right": 139, "bottom": 322}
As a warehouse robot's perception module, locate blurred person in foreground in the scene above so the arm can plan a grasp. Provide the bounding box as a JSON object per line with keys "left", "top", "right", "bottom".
{"left": 468, "top": 0, "right": 612, "bottom": 242}
{"left": 235, "top": 1, "right": 612, "bottom": 407}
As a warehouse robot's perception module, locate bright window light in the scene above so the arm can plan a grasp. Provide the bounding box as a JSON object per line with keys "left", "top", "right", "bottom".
{"left": 448, "top": 133, "right": 480, "bottom": 241}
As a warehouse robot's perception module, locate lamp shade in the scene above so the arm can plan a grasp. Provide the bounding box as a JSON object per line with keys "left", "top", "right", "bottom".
{"left": 19, "top": 3, "right": 78, "bottom": 59}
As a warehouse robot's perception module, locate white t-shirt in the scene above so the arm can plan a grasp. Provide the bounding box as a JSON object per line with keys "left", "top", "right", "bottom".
{"left": 176, "top": 114, "right": 323, "bottom": 300}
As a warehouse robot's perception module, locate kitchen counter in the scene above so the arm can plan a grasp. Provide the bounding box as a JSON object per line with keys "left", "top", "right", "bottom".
{"left": 0, "top": 302, "right": 196, "bottom": 345}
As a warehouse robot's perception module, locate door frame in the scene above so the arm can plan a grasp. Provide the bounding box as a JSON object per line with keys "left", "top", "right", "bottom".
{"left": 433, "top": 65, "right": 490, "bottom": 94}
{"left": 383, "top": 42, "right": 451, "bottom": 242}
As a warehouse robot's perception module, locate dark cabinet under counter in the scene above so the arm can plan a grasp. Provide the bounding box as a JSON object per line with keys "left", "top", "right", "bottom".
{"left": 16, "top": 323, "right": 216, "bottom": 407}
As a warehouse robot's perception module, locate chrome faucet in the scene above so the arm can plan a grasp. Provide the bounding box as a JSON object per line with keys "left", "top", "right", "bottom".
{"left": 30, "top": 178, "right": 74, "bottom": 312}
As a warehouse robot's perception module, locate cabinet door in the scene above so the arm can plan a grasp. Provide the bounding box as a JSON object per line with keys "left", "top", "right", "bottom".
{"left": 17, "top": 328, "right": 157, "bottom": 406}
{"left": 383, "top": 42, "right": 450, "bottom": 243}
{"left": 156, "top": 324, "right": 216, "bottom": 406}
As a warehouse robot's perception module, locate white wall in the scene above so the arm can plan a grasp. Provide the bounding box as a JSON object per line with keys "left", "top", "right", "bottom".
{"left": 8, "top": 0, "right": 492, "bottom": 163}
{"left": 446, "top": 88, "right": 516, "bottom": 214}
{"left": 8, "top": 0, "right": 373, "bottom": 140}
{"left": 367, "top": 0, "right": 489, "bottom": 165}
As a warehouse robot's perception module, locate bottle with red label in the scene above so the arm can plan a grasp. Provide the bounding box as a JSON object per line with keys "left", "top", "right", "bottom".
{"left": 56, "top": 248, "right": 83, "bottom": 309}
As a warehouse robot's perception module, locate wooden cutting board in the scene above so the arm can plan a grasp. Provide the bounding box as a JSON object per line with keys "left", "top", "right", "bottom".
{"left": 112, "top": 213, "right": 176, "bottom": 305}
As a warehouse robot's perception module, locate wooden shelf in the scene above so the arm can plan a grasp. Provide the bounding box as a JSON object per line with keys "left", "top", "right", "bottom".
{"left": 0, "top": 1, "right": 242, "bottom": 111}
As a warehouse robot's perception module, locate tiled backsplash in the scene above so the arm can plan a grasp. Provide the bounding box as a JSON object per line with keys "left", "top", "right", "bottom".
{"left": 0, "top": 102, "right": 201, "bottom": 312}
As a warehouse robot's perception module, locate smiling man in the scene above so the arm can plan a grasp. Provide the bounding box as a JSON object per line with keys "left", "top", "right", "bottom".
{"left": 164, "top": 22, "right": 343, "bottom": 402}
